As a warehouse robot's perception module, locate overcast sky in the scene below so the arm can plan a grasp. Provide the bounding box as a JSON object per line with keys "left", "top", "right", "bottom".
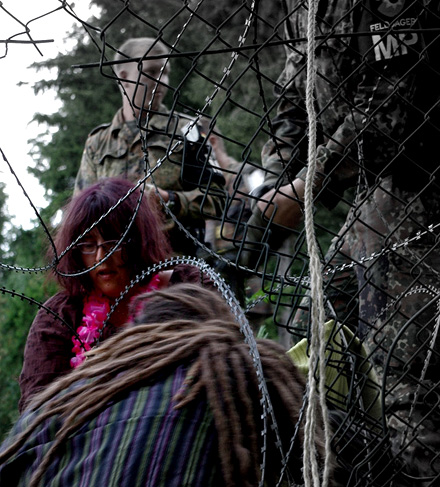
{"left": 1, "top": 1, "right": 94, "bottom": 229}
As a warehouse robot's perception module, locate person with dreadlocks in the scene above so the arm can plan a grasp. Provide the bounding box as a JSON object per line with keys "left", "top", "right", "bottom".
{"left": 0, "top": 284, "right": 331, "bottom": 487}
{"left": 19, "top": 178, "right": 213, "bottom": 414}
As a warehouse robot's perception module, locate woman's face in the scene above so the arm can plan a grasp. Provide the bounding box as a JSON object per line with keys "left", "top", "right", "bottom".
{"left": 79, "top": 229, "right": 131, "bottom": 299}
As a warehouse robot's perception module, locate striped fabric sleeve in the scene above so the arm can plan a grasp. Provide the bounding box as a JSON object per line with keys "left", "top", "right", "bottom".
{"left": 0, "top": 365, "right": 222, "bottom": 487}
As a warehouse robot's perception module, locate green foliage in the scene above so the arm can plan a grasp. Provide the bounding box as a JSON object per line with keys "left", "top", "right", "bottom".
{"left": 0, "top": 275, "right": 58, "bottom": 441}
{"left": 27, "top": 29, "right": 122, "bottom": 218}
{"left": 0, "top": 224, "right": 58, "bottom": 441}
{"left": 256, "top": 317, "right": 279, "bottom": 340}
{"left": 0, "top": 182, "right": 8, "bottom": 237}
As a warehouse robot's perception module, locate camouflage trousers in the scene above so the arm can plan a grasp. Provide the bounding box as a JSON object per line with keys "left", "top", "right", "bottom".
{"left": 292, "top": 179, "right": 440, "bottom": 485}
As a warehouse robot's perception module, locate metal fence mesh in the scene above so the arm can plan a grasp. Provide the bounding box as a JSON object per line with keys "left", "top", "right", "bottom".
{"left": 1, "top": 1, "right": 440, "bottom": 485}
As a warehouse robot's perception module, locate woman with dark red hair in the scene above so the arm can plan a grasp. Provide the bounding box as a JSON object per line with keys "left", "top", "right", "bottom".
{"left": 18, "top": 178, "right": 210, "bottom": 412}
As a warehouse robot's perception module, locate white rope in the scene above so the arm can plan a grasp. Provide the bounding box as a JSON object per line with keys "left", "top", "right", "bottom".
{"left": 303, "top": 1, "right": 332, "bottom": 486}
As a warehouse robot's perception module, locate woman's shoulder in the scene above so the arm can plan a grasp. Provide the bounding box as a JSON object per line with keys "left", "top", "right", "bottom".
{"left": 32, "top": 291, "right": 84, "bottom": 333}
{"left": 40, "top": 291, "right": 83, "bottom": 311}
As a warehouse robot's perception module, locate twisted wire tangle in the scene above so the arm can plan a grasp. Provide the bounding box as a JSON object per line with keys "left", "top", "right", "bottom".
{"left": 1, "top": 1, "right": 440, "bottom": 486}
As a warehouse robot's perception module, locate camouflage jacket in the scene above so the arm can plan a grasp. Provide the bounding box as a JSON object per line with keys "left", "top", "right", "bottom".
{"left": 75, "top": 106, "right": 225, "bottom": 227}
{"left": 262, "top": 0, "right": 440, "bottom": 208}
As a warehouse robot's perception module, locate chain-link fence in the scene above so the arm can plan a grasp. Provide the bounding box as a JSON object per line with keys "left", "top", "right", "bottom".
{"left": 1, "top": 1, "right": 439, "bottom": 485}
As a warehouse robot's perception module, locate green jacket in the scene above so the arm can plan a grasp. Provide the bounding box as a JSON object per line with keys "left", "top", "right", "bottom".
{"left": 75, "top": 106, "right": 225, "bottom": 253}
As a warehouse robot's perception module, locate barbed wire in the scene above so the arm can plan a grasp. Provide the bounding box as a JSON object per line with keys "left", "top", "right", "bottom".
{"left": 1, "top": 1, "right": 440, "bottom": 485}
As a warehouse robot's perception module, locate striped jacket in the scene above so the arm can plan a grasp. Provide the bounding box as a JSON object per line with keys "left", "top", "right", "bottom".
{"left": 1, "top": 365, "right": 221, "bottom": 487}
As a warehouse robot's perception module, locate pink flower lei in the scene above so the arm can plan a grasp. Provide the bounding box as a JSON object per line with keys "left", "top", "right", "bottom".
{"left": 70, "top": 273, "right": 162, "bottom": 368}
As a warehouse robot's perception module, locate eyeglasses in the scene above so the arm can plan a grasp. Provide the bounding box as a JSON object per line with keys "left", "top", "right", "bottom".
{"left": 76, "top": 240, "right": 125, "bottom": 255}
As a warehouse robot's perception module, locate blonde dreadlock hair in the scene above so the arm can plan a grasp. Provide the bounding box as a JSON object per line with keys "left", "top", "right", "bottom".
{"left": 1, "top": 284, "right": 327, "bottom": 486}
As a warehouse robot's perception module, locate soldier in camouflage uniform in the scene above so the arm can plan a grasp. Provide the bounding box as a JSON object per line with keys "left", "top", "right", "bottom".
{"left": 75, "top": 38, "right": 225, "bottom": 256}
{"left": 246, "top": 1, "right": 440, "bottom": 485}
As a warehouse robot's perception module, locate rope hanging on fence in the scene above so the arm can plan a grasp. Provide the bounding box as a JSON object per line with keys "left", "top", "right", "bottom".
{"left": 302, "top": 0, "right": 332, "bottom": 485}
{"left": 2, "top": 2, "right": 440, "bottom": 486}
